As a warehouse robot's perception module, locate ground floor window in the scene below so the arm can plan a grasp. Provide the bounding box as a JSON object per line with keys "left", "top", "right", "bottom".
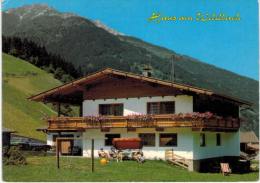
{"left": 216, "top": 133, "right": 221, "bottom": 146}
{"left": 52, "top": 134, "right": 74, "bottom": 145}
{"left": 200, "top": 133, "right": 206, "bottom": 147}
{"left": 52, "top": 135, "right": 58, "bottom": 145}
{"left": 159, "top": 133, "right": 177, "bottom": 147}
{"left": 139, "top": 133, "right": 155, "bottom": 146}
{"left": 105, "top": 134, "right": 121, "bottom": 146}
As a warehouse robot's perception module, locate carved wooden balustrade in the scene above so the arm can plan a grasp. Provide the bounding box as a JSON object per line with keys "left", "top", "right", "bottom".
{"left": 47, "top": 113, "right": 240, "bottom": 132}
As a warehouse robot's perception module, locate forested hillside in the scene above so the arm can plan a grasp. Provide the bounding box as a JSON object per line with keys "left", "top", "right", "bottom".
{"left": 2, "top": 36, "right": 81, "bottom": 83}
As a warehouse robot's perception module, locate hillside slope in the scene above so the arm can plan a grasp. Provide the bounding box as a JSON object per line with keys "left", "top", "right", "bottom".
{"left": 3, "top": 54, "right": 61, "bottom": 140}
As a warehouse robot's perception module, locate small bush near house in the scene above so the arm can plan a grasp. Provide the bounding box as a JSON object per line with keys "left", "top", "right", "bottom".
{"left": 3, "top": 146, "right": 27, "bottom": 165}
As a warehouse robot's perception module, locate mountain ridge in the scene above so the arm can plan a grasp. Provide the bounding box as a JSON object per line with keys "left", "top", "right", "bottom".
{"left": 120, "top": 35, "right": 257, "bottom": 81}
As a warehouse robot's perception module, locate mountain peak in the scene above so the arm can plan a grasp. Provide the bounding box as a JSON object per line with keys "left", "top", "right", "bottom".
{"left": 6, "top": 4, "right": 54, "bottom": 13}
{"left": 6, "top": 4, "right": 54, "bottom": 19}
{"left": 5, "top": 4, "right": 75, "bottom": 20}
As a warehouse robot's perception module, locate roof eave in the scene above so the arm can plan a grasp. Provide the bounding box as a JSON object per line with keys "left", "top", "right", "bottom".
{"left": 27, "top": 68, "right": 252, "bottom": 106}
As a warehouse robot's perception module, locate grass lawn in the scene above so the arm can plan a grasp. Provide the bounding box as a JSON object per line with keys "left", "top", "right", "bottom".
{"left": 3, "top": 156, "right": 259, "bottom": 182}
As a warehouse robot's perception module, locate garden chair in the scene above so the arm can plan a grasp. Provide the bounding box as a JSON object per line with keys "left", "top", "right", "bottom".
{"left": 220, "top": 163, "right": 232, "bottom": 176}
{"left": 108, "top": 147, "right": 123, "bottom": 162}
{"left": 132, "top": 150, "right": 145, "bottom": 163}
{"left": 98, "top": 148, "right": 109, "bottom": 159}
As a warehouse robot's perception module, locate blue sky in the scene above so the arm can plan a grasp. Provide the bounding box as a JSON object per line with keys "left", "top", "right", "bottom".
{"left": 2, "top": 0, "right": 259, "bottom": 80}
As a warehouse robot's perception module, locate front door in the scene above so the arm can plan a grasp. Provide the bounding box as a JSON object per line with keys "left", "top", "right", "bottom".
{"left": 60, "top": 140, "right": 73, "bottom": 154}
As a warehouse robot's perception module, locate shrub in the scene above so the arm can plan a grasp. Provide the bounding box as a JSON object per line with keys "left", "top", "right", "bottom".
{"left": 3, "top": 146, "right": 27, "bottom": 165}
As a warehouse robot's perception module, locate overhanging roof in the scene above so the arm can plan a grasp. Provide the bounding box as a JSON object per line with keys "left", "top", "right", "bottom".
{"left": 28, "top": 68, "right": 252, "bottom": 105}
{"left": 2, "top": 127, "right": 16, "bottom": 133}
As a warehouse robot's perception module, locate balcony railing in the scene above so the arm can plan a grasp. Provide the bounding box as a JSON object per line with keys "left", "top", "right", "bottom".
{"left": 47, "top": 113, "right": 240, "bottom": 132}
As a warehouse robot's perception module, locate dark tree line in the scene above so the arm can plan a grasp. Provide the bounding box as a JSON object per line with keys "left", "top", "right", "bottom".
{"left": 2, "top": 36, "right": 83, "bottom": 83}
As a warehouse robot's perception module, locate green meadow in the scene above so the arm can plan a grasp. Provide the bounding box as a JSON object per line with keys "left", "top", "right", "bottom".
{"left": 3, "top": 156, "right": 259, "bottom": 182}
{"left": 3, "top": 53, "right": 61, "bottom": 140}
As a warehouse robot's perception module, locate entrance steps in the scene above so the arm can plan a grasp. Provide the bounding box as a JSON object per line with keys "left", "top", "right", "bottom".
{"left": 165, "top": 149, "right": 189, "bottom": 169}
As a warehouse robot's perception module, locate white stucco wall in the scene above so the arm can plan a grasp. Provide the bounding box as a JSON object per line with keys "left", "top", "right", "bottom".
{"left": 82, "top": 95, "right": 193, "bottom": 116}
{"left": 192, "top": 131, "right": 240, "bottom": 160}
{"left": 82, "top": 127, "right": 194, "bottom": 160}
{"left": 47, "top": 134, "right": 54, "bottom": 146}
{"left": 46, "top": 129, "right": 240, "bottom": 161}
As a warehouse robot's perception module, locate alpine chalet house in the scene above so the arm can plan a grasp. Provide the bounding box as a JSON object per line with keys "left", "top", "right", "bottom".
{"left": 29, "top": 68, "right": 250, "bottom": 171}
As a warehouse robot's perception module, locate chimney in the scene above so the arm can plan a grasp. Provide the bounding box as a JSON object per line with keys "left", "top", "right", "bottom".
{"left": 142, "top": 65, "right": 152, "bottom": 77}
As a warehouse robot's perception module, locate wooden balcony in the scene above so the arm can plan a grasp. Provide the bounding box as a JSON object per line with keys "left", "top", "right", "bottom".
{"left": 47, "top": 114, "right": 240, "bottom": 132}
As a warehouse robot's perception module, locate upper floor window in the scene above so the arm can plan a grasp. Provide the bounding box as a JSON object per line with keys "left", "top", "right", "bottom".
{"left": 147, "top": 101, "right": 175, "bottom": 115}
{"left": 99, "top": 104, "right": 123, "bottom": 116}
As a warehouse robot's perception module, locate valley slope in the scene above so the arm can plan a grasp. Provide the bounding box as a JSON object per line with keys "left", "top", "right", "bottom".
{"left": 3, "top": 53, "right": 61, "bottom": 140}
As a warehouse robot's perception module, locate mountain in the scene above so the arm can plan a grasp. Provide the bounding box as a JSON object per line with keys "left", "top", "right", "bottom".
{"left": 2, "top": 4, "right": 259, "bottom": 135}
{"left": 3, "top": 53, "right": 61, "bottom": 140}
{"left": 2, "top": 4, "right": 184, "bottom": 80}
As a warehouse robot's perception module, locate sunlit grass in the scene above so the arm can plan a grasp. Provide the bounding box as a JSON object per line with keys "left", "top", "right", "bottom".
{"left": 3, "top": 156, "right": 259, "bottom": 182}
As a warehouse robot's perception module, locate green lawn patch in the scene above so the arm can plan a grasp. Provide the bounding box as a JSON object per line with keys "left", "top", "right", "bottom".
{"left": 3, "top": 156, "right": 259, "bottom": 182}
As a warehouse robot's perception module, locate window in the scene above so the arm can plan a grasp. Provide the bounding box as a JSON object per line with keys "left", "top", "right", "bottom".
{"left": 105, "top": 134, "right": 120, "bottom": 146}
{"left": 147, "top": 101, "right": 175, "bottom": 114}
{"left": 139, "top": 133, "right": 155, "bottom": 147}
{"left": 52, "top": 135, "right": 58, "bottom": 145}
{"left": 200, "top": 133, "right": 206, "bottom": 147}
{"left": 99, "top": 104, "right": 123, "bottom": 116}
{"left": 147, "top": 102, "right": 160, "bottom": 114}
{"left": 53, "top": 135, "right": 58, "bottom": 142}
{"left": 216, "top": 133, "right": 221, "bottom": 146}
{"left": 159, "top": 133, "right": 177, "bottom": 147}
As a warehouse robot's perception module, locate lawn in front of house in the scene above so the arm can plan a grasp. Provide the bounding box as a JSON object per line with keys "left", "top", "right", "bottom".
{"left": 3, "top": 156, "right": 259, "bottom": 182}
